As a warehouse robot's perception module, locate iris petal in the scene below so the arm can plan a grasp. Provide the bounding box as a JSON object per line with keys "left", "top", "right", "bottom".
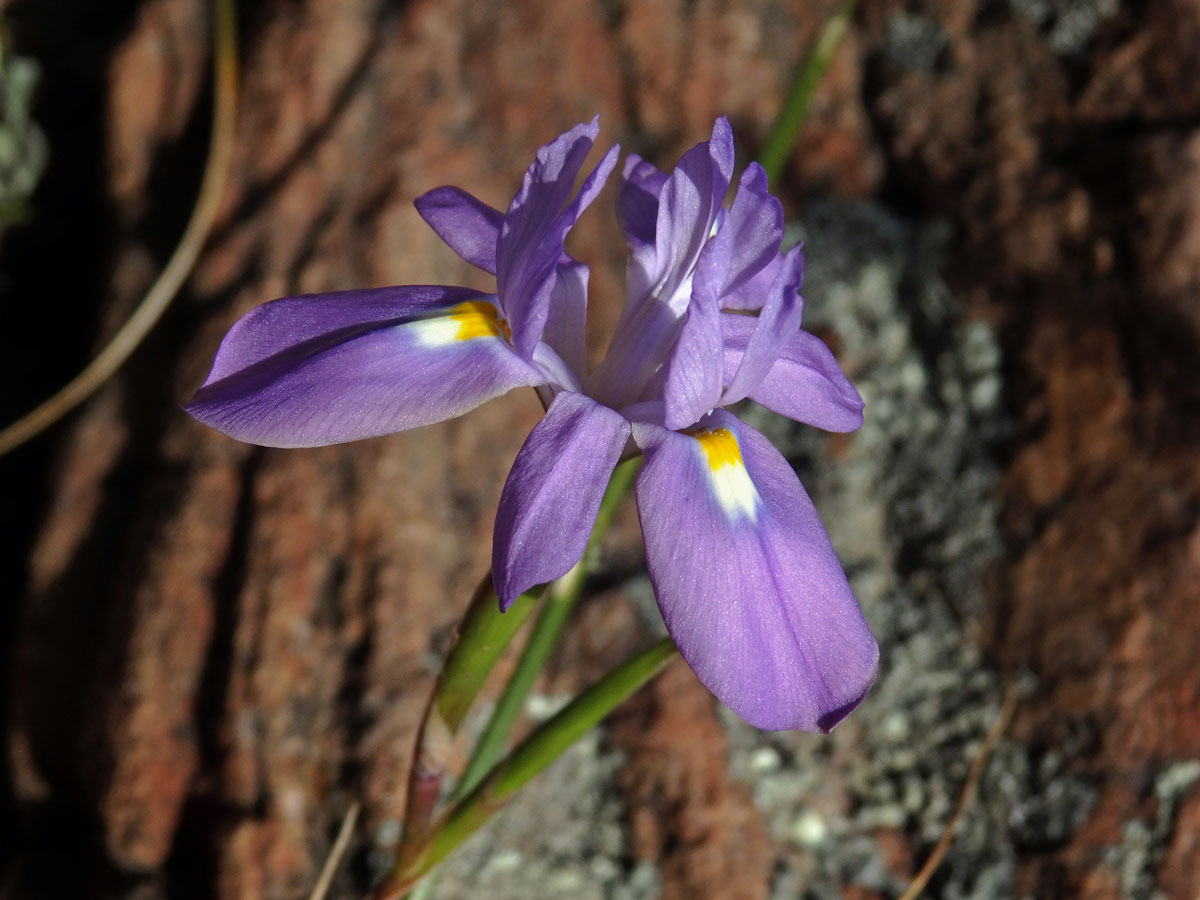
{"left": 723, "top": 316, "right": 865, "bottom": 432}
{"left": 661, "top": 211, "right": 730, "bottom": 429}
{"left": 541, "top": 261, "right": 589, "bottom": 380}
{"left": 592, "top": 119, "right": 735, "bottom": 412}
{"left": 498, "top": 119, "right": 619, "bottom": 358}
{"left": 186, "top": 289, "right": 543, "bottom": 447}
{"left": 632, "top": 411, "right": 877, "bottom": 731}
{"left": 649, "top": 117, "right": 734, "bottom": 305}
{"left": 707, "top": 163, "right": 783, "bottom": 298}
{"left": 493, "top": 392, "right": 631, "bottom": 607}
{"left": 616, "top": 153, "right": 669, "bottom": 248}
{"left": 720, "top": 242, "right": 805, "bottom": 405}
{"left": 413, "top": 186, "right": 504, "bottom": 275}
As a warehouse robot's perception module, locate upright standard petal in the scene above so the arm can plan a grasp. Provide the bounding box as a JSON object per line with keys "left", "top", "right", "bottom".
{"left": 648, "top": 117, "right": 734, "bottom": 306}
{"left": 591, "top": 120, "right": 734, "bottom": 412}
{"left": 497, "top": 119, "right": 618, "bottom": 357}
{"left": 616, "top": 154, "right": 668, "bottom": 248}
{"left": 492, "top": 392, "right": 631, "bottom": 608}
{"left": 705, "top": 163, "right": 783, "bottom": 298}
{"left": 541, "top": 260, "right": 590, "bottom": 379}
{"left": 661, "top": 215, "right": 731, "bottom": 429}
{"left": 186, "top": 288, "right": 544, "bottom": 447}
{"left": 632, "top": 411, "right": 878, "bottom": 731}
{"left": 414, "top": 186, "right": 503, "bottom": 275}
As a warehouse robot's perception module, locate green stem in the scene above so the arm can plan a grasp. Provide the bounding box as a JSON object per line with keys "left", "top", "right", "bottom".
{"left": 456, "top": 562, "right": 581, "bottom": 797}
{"left": 400, "top": 574, "right": 540, "bottom": 845}
{"left": 436, "top": 577, "right": 541, "bottom": 733}
{"left": 456, "top": 456, "right": 642, "bottom": 797}
{"left": 756, "top": 0, "right": 858, "bottom": 185}
{"left": 382, "top": 639, "right": 678, "bottom": 897}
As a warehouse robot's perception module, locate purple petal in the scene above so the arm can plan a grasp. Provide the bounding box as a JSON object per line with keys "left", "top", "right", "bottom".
{"left": 497, "top": 119, "right": 618, "bottom": 358}
{"left": 414, "top": 186, "right": 503, "bottom": 275}
{"left": 588, "top": 292, "right": 686, "bottom": 411}
{"left": 632, "top": 412, "right": 878, "bottom": 731}
{"left": 661, "top": 215, "right": 731, "bottom": 429}
{"left": 493, "top": 392, "right": 631, "bottom": 608}
{"left": 541, "top": 261, "right": 589, "bottom": 379}
{"left": 202, "top": 285, "right": 481, "bottom": 383}
{"left": 722, "top": 317, "right": 864, "bottom": 432}
{"left": 721, "top": 242, "right": 805, "bottom": 405}
{"left": 590, "top": 119, "right": 737, "bottom": 412}
{"left": 649, "top": 117, "right": 735, "bottom": 304}
{"left": 723, "top": 253, "right": 781, "bottom": 311}
{"left": 187, "top": 290, "right": 544, "bottom": 447}
{"left": 707, "top": 163, "right": 783, "bottom": 298}
{"left": 616, "top": 153, "right": 668, "bottom": 247}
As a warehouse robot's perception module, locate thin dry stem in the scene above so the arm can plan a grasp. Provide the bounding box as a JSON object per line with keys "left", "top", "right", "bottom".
{"left": 308, "top": 802, "right": 361, "bottom": 900}
{"left": 898, "top": 683, "right": 1020, "bottom": 900}
{"left": 0, "top": 0, "right": 238, "bottom": 457}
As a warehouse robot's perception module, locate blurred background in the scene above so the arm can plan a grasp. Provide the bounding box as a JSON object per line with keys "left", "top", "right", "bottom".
{"left": 1, "top": 1, "right": 1199, "bottom": 897}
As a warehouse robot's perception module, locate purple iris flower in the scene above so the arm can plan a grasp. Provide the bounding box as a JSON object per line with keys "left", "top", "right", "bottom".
{"left": 187, "top": 117, "right": 878, "bottom": 732}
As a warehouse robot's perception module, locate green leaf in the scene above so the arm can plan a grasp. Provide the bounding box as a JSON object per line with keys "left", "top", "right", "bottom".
{"left": 435, "top": 577, "right": 541, "bottom": 734}
{"left": 757, "top": 0, "right": 859, "bottom": 185}
{"left": 404, "top": 639, "right": 678, "bottom": 887}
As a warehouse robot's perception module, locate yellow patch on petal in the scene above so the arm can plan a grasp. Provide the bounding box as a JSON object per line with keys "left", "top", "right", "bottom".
{"left": 685, "top": 427, "right": 760, "bottom": 520}
{"left": 450, "top": 300, "right": 512, "bottom": 342}
{"left": 409, "top": 300, "right": 512, "bottom": 346}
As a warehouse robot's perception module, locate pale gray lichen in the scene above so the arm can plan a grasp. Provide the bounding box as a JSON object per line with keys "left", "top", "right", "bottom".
{"left": 0, "top": 22, "right": 47, "bottom": 226}
{"left": 430, "top": 730, "right": 658, "bottom": 900}
{"left": 1102, "top": 760, "right": 1200, "bottom": 900}
{"left": 1008, "top": 0, "right": 1120, "bottom": 55}
{"left": 883, "top": 12, "right": 949, "bottom": 72}
{"left": 727, "top": 201, "right": 1096, "bottom": 900}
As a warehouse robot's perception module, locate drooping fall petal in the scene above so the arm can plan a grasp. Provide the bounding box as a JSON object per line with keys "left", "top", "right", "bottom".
{"left": 632, "top": 411, "right": 877, "bottom": 731}
{"left": 492, "top": 392, "right": 631, "bottom": 608}
{"left": 187, "top": 287, "right": 543, "bottom": 447}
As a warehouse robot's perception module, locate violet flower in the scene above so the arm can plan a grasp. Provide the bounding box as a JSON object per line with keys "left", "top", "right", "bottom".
{"left": 187, "top": 117, "right": 878, "bottom": 732}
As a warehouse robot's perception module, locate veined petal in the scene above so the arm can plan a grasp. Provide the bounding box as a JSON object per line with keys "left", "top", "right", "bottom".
{"left": 617, "top": 153, "right": 668, "bottom": 248}
{"left": 661, "top": 212, "right": 731, "bottom": 429}
{"left": 720, "top": 242, "right": 805, "bottom": 406}
{"left": 202, "top": 285, "right": 485, "bottom": 383}
{"left": 650, "top": 117, "right": 734, "bottom": 304}
{"left": 632, "top": 411, "right": 877, "bottom": 731}
{"left": 497, "top": 119, "right": 619, "bottom": 358}
{"left": 723, "top": 318, "right": 864, "bottom": 432}
{"left": 706, "top": 163, "right": 783, "bottom": 299}
{"left": 187, "top": 292, "right": 544, "bottom": 447}
{"left": 591, "top": 119, "right": 736, "bottom": 413}
{"left": 493, "top": 392, "right": 631, "bottom": 608}
{"left": 723, "top": 252, "right": 781, "bottom": 311}
{"left": 414, "top": 186, "right": 503, "bottom": 275}
{"left": 541, "top": 261, "right": 589, "bottom": 379}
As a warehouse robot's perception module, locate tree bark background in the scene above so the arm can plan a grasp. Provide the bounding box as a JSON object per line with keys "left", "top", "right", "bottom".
{"left": 1, "top": 1, "right": 1199, "bottom": 898}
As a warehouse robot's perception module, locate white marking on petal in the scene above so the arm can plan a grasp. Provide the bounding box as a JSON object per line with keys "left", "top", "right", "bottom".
{"left": 405, "top": 300, "right": 511, "bottom": 348}
{"left": 407, "top": 315, "right": 463, "bottom": 347}
{"left": 688, "top": 427, "right": 759, "bottom": 521}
